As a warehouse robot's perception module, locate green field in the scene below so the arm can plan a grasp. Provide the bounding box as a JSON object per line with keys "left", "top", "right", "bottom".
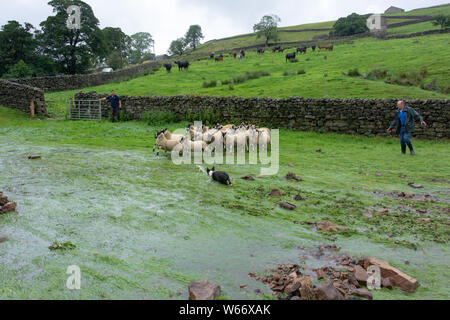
{"left": 1, "top": 106, "right": 449, "bottom": 299}
{"left": 47, "top": 34, "right": 450, "bottom": 117}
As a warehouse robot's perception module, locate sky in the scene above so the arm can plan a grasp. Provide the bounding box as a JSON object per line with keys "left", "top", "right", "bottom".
{"left": 1, "top": 0, "right": 448, "bottom": 55}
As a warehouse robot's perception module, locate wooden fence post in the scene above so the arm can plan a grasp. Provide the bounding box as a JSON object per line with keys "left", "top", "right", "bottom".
{"left": 30, "top": 101, "right": 35, "bottom": 117}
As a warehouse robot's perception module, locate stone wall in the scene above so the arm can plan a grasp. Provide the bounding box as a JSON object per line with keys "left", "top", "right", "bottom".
{"left": 0, "top": 80, "right": 47, "bottom": 116}
{"left": 75, "top": 92, "right": 449, "bottom": 139}
{"left": 7, "top": 61, "right": 161, "bottom": 93}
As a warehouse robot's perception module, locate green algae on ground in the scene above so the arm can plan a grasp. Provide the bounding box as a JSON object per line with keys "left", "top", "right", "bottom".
{"left": 0, "top": 107, "right": 449, "bottom": 299}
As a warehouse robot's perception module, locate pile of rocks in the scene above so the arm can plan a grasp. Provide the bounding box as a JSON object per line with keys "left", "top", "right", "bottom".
{"left": 0, "top": 192, "right": 17, "bottom": 214}
{"left": 251, "top": 250, "right": 419, "bottom": 300}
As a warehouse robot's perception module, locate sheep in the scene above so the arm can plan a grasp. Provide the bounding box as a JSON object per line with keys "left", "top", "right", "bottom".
{"left": 180, "top": 137, "right": 207, "bottom": 152}
{"left": 162, "top": 129, "right": 184, "bottom": 143}
{"left": 154, "top": 132, "right": 181, "bottom": 156}
{"left": 257, "top": 129, "right": 271, "bottom": 151}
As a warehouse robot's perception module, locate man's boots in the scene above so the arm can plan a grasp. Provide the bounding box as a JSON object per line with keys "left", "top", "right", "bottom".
{"left": 401, "top": 144, "right": 407, "bottom": 154}
{"left": 407, "top": 143, "right": 415, "bottom": 155}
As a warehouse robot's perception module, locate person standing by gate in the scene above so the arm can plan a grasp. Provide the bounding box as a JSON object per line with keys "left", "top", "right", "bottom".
{"left": 387, "top": 100, "right": 427, "bottom": 155}
{"left": 99, "top": 90, "right": 122, "bottom": 122}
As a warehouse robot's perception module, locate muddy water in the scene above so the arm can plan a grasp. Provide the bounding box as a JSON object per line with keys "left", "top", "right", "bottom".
{"left": 0, "top": 143, "right": 448, "bottom": 299}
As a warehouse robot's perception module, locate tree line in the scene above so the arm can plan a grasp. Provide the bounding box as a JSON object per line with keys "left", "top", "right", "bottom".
{"left": 0, "top": 0, "right": 154, "bottom": 78}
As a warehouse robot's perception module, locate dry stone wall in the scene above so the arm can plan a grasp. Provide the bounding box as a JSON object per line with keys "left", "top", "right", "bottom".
{"left": 75, "top": 92, "right": 449, "bottom": 139}
{"left": 0, "top": 80, "right": 47, "bottom": 116}
{"left": 7, "top": 61, "right": 160, "bottom": 93}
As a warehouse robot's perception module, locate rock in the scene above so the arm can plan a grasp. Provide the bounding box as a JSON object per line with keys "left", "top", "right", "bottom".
{"left": 0, "top": 195, "right": 9, "bottom": 206}
{"left": 347, "top": 274, "right": 360, "bottom": 288}
{"left": 268, "top": 189, "right": 283, "bottom": 197}
{"left": 350, "top": 288, "right": 373, "bottom": 300}
{"left": 288, "top": 163, "right": 295, "bottom": 167}
{"left": 0, "top": 201, "right": 17, "bottom": 214}
{"left": 360, "top": 256, "right": 419, "bottom": 293}
{"left": 298, "top": 276, "right": 315, "bottom": 300}
{"left": 316, "top": 220, "right": 340, "bottom": 232}
{"left": 375, "top": 173, "right": 382, "bottom": 177}
{"left": 27, "top": 155, "right": 41, "bottom": 160}
{"left": 353, "top": 265, "right": 368, "bottom": 285}
{"left": 254, "top": 289, "right": 263, "bottom": 295}
{"left": 377, "top": 208, "right": 389, "bottom": 214}
{"left": 315, "top": 281, "right": 344, "bottom": 300}
{"left": 255, "top": 174, "right": 265, "bottom": 178}
{"left": 0, "top": 237, "right": 8, "bottom": 243}
{"left": 315, "top": 268, "right": 328, "bottom": 280}
{"left": 285, "top": 172, "right": 303, "bottom": 181}
{"left": 241, "top": 175, "right": 255, "bottom": 181}
{"left": 293, "top": 194, "right": 305, "bottom": 201}
{"left": 188, "top": 280, "right": 221, "bottom": 300}
{"left": 284, "top": 280, "right": 301, "bottom": 295}
{"left": 381, "top": 277, "right": 394, "bottom": 290}
{"left": 240, "top": 284, "right": 247, "bottom": 289}
{"left": 408, "top": 182, "right": 423, "bottom": 189}
{"left": 279, "top": 202, "right": 297, "bottom": 210}
{"left": 290, "top": 296, "right": 301, "bottom": 300}
{"left": 418, "top": 217, "right": 431, "bottom": 223}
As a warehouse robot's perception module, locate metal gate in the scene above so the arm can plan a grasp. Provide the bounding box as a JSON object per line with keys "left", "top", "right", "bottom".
{"left": 69, "top": 99, "right": 102, "bottom": 120}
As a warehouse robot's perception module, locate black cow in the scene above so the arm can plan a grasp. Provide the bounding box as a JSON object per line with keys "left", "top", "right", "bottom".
{"left": 257, "top": 48, "right": 265, "bottom": 54}
{"left": 163, "top": 63, "right": 172, "bottom": 72}
{"left": 286, "top": 52, "right": 296, "bottom": 62}
{"left": 240, "top": 49, "right": 245, "bottom": 58}
{"left": 174, "top": 61, "right": 190, "bottom": 71}
{"left": 311, "top": 45, "right": 316, "bottom": 52}
{"left": 296, "top": 47, "right": 307, "bottom": 54}
{"left": 210, "top": 53, "right": 215, "bottom": 60}
{"left": 272, "top": 46, "right": 283, "bottom": 53}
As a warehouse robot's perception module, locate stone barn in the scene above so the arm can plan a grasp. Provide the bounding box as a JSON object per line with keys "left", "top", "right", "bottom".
{"left": 384, "top": 6, "right": 405, "bottom": 14}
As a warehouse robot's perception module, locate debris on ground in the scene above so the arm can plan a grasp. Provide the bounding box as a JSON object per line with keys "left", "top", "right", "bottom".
{"left": 316, "top": 149, "right": 322, "bottom": 153}
{"left": 359, "top": 171, "right": 369, "bottom": 176}
{"left": 268, "top": 189, "right": 283, "bottom": 197}
{"left": 293, "top": 194, "right": 305, "bottom": 201}
{"left": 0, "top": 237, "right": 8, "bottom": 243}
{"left": 0, "top": 192, "right": 17, "bottom": 214}
{"left": 27, "top": 155, "right": 42, "bottom": 160}
{"left": 279, "top": 202, "right": 297, "bottom": 210}
{"left": 255, "top": 174, "right": 265, "bottom": 178}
{"left": 188, "top": 280, "right": 221, "bottom": 300}
{"left": 48, "top": 240, "right": 76, "bottom": 251}
{"left": 408, "top": 182, "right": 424, "bottom": 189}
{"left": 250, "top": 246, "right": 420, "bottom": 300}
{"left": 241, "top": 175, "right": 255, "bottom": 181}
{"left": 285, "top": 172, "right": 303, "bottom": 181}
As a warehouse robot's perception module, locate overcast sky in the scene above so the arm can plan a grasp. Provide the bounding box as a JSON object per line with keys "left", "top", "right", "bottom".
{"left": 1, "top": 0, "right": 448, "bottom": 54}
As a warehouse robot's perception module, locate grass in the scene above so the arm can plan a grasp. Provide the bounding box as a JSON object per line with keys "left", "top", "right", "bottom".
{"left": 46, "top": 34, "right": 450, "bottom": 117}
{"left": 0, "top": 106, "right": 449, "bottom": 299}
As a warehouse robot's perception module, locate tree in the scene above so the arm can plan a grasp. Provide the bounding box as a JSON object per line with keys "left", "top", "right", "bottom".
{"left": 168, "top": 38, "right": 186, "bottom": 56}
{"left": 2, "top": 60, "right": 33, "bottom": 79}
{"left": 129, "top": 32, "right": 154, "bottom": 64}
{"left": 0, "top": 21, "right": 36, "bottom": 76}
{"left": 184, "top": 25, "right": 204, "bottom": 50}
{"left": 432, "top": 14, "right": 450, "bottom": 30}
{"left": 37, "top": 0, "right": 103, "bottom": 74}
{"left": 106, "top": 51, "right": 123, "bottom": 70}
{"left": 253, "top": 15, "right": 281, "bottom": 46}
{"left": 331, "top": 13, "right": 369, "bottom": 37}
{"left": 100, "top": 27, "right": 131, "bottom": 66}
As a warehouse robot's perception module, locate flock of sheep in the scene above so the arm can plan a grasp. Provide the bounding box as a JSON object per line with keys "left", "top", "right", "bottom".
{"left": 153, "top": 123, "right": 272, "bottom": 156}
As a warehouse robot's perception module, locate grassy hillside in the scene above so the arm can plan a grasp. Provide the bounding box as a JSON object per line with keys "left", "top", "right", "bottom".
{"left": 47, "top": 34, "right": 450, "bottom": 117}
{"left": 190, "top": 4, "right": 450, "bottom": 54}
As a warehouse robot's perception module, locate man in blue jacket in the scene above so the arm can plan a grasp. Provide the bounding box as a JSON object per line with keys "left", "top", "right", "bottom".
{"left": 387, "top": 100, "right": 427, "bottom": 155}
{"left": 100, "top": 90, "right": 122, "bottom": 122}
